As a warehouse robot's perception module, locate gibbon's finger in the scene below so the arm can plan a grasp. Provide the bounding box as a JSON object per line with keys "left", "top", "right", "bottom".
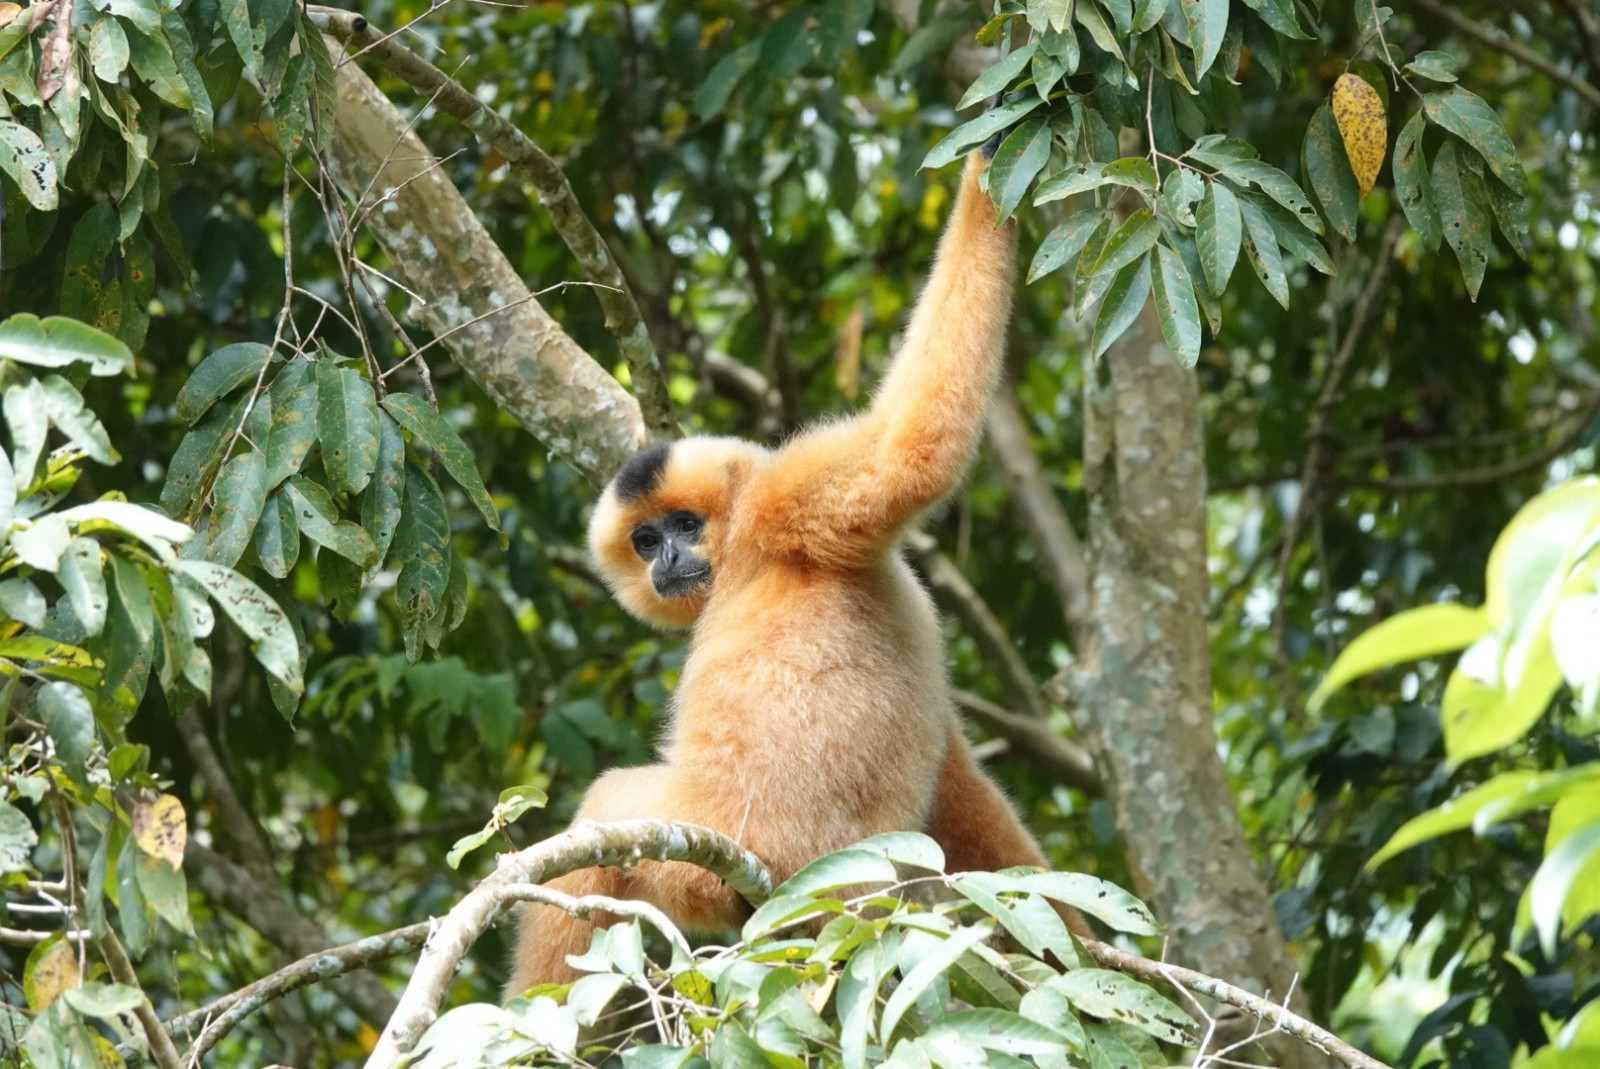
{"left": 980, "top": 92, "right": 1013, "bottom": 160}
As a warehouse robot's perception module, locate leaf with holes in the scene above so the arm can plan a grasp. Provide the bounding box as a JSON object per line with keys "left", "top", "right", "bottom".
{"left": 207, "top": 452, "right": 268, "bottom": 568}
{"left": 1051, "top": 969, "right": 1195, "bottom": 1043}
{"left": 173, "top": 560, "right": 302, "bottom": 694}
{"left": 1424, "top": 86, "right": 1527, "bottom": 195}
{"left": 1393, "top": 110, "right": 1442, "bottom": 251}
{"left": 284, "top": 477, "right": 377, "bottom": 568}
{"left": 0, "top": 120, "right": 57, "bottom": 210}
{"left": 132, "top": 794, "right": 186, "bottom": 869}
{"left": 381, "top": 393, "right": 499, "bottom": 533}
{"left": 1195, "top": 180, "right": 1241, "bottom": 295}
{"left": 1151, "top": 244, "right": 1201, "bottom": 367}
{"left": 1238, "top": 196, "right": 1289, "bottom": 308}
{"left": 988, "top": 118, "right": 1052, "bottom": 225}
{"left": 263, "top": 357, "right": 318, "bottom": 488}
{"left": 316, "top": 361, "right": 381, "bottom": 496}
{"left": 1432, "top": 141, "right": 1493, "bottom": 301}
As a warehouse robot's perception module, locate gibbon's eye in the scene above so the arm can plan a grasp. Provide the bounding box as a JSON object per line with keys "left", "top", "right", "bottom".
{"left": 675, "top": 514, "right": 702, "bottom": 536}
{"left": 631, "top": 528, "right": 661, "bottom": 558}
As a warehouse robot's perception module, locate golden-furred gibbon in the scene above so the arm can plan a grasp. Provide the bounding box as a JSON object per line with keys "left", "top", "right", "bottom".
{"left": 508, "top": 152, "right": 1078, "bottom": 993}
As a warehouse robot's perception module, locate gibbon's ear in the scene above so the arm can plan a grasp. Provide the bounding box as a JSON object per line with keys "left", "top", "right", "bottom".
{"left": 587, "top": 437, "right": 769, "bottom": 630}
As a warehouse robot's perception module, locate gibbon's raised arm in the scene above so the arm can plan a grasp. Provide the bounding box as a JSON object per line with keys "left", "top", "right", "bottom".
{"left": 749, "top": 154, "right": 1016, "bottom": 565}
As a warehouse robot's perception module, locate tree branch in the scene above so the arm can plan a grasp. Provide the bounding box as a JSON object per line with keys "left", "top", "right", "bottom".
{"left": 364, "top": 819, "right": 773, "bottom": 1068}
{"left": 953, "top": 690, "right": 1099, "bottom": 796}
{"left": 1080, "top": 938, "right": 1395, "bottom": 1069}
{"left": 311, "top": 7, "right": 678, "bottom": 441}
{"left": 97, "top": 928, "right": 183, "bottom": 1069}
{"left": 1409, "top": 0, "right": 1600, "bottom": 113}
{"left": 174, "top": 703, "right": 277, "bottom": 889}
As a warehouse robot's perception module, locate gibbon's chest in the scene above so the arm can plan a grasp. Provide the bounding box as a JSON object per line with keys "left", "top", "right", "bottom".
{"left": 666, "top": 551, "right": 949, "bottom": 739}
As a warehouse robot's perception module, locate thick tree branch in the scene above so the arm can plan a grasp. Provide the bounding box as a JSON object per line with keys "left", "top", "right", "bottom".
{"left": 1409, "top": 0, "right": 1600, "bottom": 113}
{"left": 953, "top": 690, "right": 1099, "bottom": 796}
{"left": 365, "top": 819, "right": 773, "bottom": 1068}
{"left": 985, "top": 391, "right": 1091, "bottom": 644}
{"left": 321, "top": 41, "right": 646, "bottom": 486}
{"left": 175, "top": 703, "right": 276, "bottom": 889}
{"left": 311, "top": 7, "right": 678, "bottom": 441}
{"left": 1080, "top": 939, "right": 1395, "bottom": 1069}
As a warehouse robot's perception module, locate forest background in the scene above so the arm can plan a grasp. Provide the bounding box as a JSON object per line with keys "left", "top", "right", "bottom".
{"left": 0, "top": 0, "right": 1597, "bottom": 1067}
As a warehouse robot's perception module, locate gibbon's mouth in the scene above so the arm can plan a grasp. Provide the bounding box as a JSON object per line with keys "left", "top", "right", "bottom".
{"left": 655, "top": 566, "right": 711, "bottom": 599}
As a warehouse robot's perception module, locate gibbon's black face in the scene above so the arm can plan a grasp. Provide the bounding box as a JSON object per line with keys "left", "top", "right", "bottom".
{"left": 631, "top": 510, "right": 711, "bottom": 598}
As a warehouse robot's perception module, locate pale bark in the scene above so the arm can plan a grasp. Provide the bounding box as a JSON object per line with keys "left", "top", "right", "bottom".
{"left": 322, "top": 53, "right": 646, "bottom": 486}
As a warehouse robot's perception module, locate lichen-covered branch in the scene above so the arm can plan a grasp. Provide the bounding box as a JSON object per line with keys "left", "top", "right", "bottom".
{"left": 310, "top": 8, "right": 678, "bottom": 442}
{"left": 321, "top": 46, "right": 646, "bottom": 486}
{"left": 363, "top": 819, "right": 773, "bottom": 1069}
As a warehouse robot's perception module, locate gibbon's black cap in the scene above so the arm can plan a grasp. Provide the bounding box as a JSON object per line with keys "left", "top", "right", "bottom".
{"left": 614, "top": 443, "right": 671, "bottom": 502}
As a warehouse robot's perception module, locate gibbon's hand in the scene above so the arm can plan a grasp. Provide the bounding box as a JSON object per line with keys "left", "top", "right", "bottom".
{"left": 981, "top": 93, "right": 1016, "bottom": 160}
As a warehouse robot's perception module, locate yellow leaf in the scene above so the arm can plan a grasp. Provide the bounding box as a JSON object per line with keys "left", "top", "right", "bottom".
{"left": 1332, "top": 73, "right": 1387, "bottom": 198}
{"left": 0, "top": 3, "right": 19, "bottom": 28}
{"left": 27, "top": 938, "right": 80, "bottom": 1010}
{"left": 132, "top": 794, "right": 187, "bottom": 869}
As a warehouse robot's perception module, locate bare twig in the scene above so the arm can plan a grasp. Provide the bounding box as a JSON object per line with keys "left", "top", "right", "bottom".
{"left": 1410, "top": 0, "right": 1600, "bottom": 113}
{"left": 364, "top": 819, "right": 773, "bottom": 1068}
{"left": 98, "top": 928, "right": 183, "bottom": 1069}
{"left": 953, "top": 690, "right": 1099, "bottom": 796}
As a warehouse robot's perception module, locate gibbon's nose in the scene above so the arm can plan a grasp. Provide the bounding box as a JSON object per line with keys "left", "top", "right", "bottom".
{"left": 660, "top": 540, "right": 682, "bottom": 569}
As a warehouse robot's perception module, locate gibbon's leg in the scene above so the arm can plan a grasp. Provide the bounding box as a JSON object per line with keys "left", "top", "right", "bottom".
{"left": 925, "top": 728, "right": 1092, "bottom": 937}
{"left": 505, "top": 765, "right": 749, "bottom": 996}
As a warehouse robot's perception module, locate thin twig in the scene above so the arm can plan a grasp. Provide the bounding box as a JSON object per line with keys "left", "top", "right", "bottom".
{"left": 98, "top": 928, "right": 184, "bottom": 1069}
{"left": 1410, "top": 0, "right": 1600, "bottom": 113}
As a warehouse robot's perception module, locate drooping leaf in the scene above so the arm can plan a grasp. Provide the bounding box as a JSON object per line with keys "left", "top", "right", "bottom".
{"left": 1432, "top": 140, "right": 1494, "bottom": 301}
{"left": 253, "top": 489, "right": 300, "bottom": 580}
{"left": 957, "top": 41, "right": 1036, "bottom": 110}
{"left": 263, "top": 357, "right": 318, "bottom": 488}
{"left": 60, "top": 203, "right": 119, "bottom": 326}
{"left": 39, "top": 376, "right": 116, "bottom": 464}
{"left": 1151, "top": 243, "right": 1201, "bottom": 367}
{"left": 1330, "top": 73, "right": 1386, "bottom": 198}
{"left": 1240, "top": 0, "right": 1308, "bottom": 39}
{"left": 1424, "top": 86, "right": 1528, "bottom": 195}
{"left": 160, "top": 394, "right": 249, "bottom": 519}
{"left": 284, "top": 477, "right": 377, "bottom": 568}
{"left": 1392, "top": 110, "right": 1442, "bottom": 251}
{"left": 987, "top": 118, "right": 1052, "bottom": 226}
{"left": 131, "top": 794, "right": 186, "bottom": 868}
{"left": 174, "top": 343, "right": 274, "bottom": 425}
{"left": 4, "top": 379, "right": 48, "bottom": 488}
{"left": 1310, "top": 603, "right": 1489, "bottom": 710}
{"left": 693, "top": 40, "right": 759, "bottom": 120}
{"left": 316, "top": 360, "right": 381, "bottom": 496}
{"left": 57, "top": 538, "right": 108, "bottom": 635}
{"left": 1029, "top": 211, "right": 1108, "bottom": 283}
{"left": 0, "top": 578, "right": 47, "bottom": 627}
{"left": 1051, "top": 969, "right": 1195, "bottom": 1043}
{"left": 206, "top": 451, "right": 269, "bottom": 568}
{"left": 1238, "top": 196, "right": 1289, "bottom": 308}
{"left": 1177, "top": 0, "right": 1227, "bottom": 79}
{"left": 172, "top": 560, "right": 302, "bottom": 693}
{"left": 394, "top": 464, "right": 451, "bottom": 661}
{"left": 1073, "top": 0, "right": 1122, "bottom": 62}
{"left": 380, "top": 393, "right": 499, "bottom": 533}
{"left": 37, "top": 681, "right": 95, "bottom": 788}
{"left": 879, "top": 923, "right": 994, "bottom": 1044}
{"left": 360, "top": 411, "right": 406, "bottom": 566}
{"left": 1195, "top": 180, "right": 1242, "bottom": 295}
{"left": 1302, "top": 103, "right": 1359, "bottom": 241}
{"left": 1089, "top": 255, "right": 1153, "bottom": 360}
{"left": 922, "top": 100, "right": 1042, "bottom": 171}
{"left": 0, "top": 120, "right": 58, "bottom": 210}
{"left": 0, "top": 313, "right": 132, "bottom": 375}
{"left": 1529, "top": 822, "right": 1600, "bottom": 958}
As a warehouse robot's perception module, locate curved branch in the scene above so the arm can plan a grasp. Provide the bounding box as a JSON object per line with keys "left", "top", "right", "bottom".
{"left": 953, "top": 690, "right": 1099, "bottom": 796}
{"left": 1408, "top": 0, "right": 1600, "bottom": 113}
{"left": 364, "top": 819, "right": 773, "bottom": 1069}
{"left": 311, "top": 7, "right": 678, "bottom": 441}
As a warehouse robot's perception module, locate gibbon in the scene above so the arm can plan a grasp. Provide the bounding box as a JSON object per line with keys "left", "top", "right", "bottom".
{"left": 508, "top": 152, "right": 1079, "bottom": 993}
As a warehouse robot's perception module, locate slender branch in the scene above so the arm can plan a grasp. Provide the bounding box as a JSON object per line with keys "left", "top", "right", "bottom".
{"left": 310, "top": 7, "right": 679, "bottom": 441}
{"left": 953, "top": 690, "right": 1099, "bottom": 796}
{"left": 1409, "top": 0, "right": 1600, "bottom": 113}
{"left": 1271, "top": 215, "right": 1404, "bottom": 723}
{"left": 364, "top": 819, "right": 773, "bottom": 1068}
{"left": 985, "top": 391, "right": 1091, "bottom": 645}
{"left": 174, "top": 703, "right": 277, "bottom": 889}
{"left": 1080, "top": 938, "right": 1395, "bottom": 1069}
{"left": 97, "top": 928, "right": 183, "bottom": 1069}
{"left": 170, "top": 921, "right": 434, "bottom": 1063}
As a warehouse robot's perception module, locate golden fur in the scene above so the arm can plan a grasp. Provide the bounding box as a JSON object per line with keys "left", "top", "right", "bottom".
{"left": 508, "top": 155, "right": 1070, "bottom": 993}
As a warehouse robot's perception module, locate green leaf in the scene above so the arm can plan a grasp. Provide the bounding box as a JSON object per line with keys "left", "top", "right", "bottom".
{"left": 988, "top": 119, "right": 1052, "bottom": 226}
{"left": 207, "top": 452, "right": 269, "bottom": 568}
{"left": 1195, "top": 180, "right": 1241, "bottom": 295}
{"left": 1084, "top": 210, "right": 1159, "bottom": 279}
{"left": 1051, "top": 969, "right": 1194, "bottom": 1043}
{"left": 0, "top": 120, "right": 58, "bottom": 210}
{"left": 1029, "top": 0, "right": 1072, "bottom": 34}
{"left": 776, "top": 847, "right": 898, "bottom": 899}
{"left": 1432, "top": 140, "right": 1494, "bottom": 301}
{"left": 1240, "top": 0, "right": 1309, "bottom": 39}
{"left": 1486, "top": 176, "right": 1532, "bottom": 259}
{"left": 219, "top": 0, "right": 266, "bottom": 77}
{"left": 1474, "top": 765, "right": 1600, "bottom": 833}
{"left": 57, "top": 501, "right": 194, "bottom": 557}
{"left": 1089, "top": 255, "right": 1152, "bottom": 360}
{"left": 38, "top": 681, "right": 95, "bottom": 788}
{"left": 1019, "top": 871, "right": 1160, "bottom": 934}
{"left": 253, "top": 489, "right": 300, "bottom": 580}
{"left": 88, "top": 17, "right": 131, "bottom": 81}
{"left": 5, "top": 379, "right": 48, "bottom": 489}
{"left": 957, "top": 42, "right": 1037, "bottom": 110}
{"left": 1099, "top": 0, "right": 1132, "bottom": 36}
{"left": 0, "top": 799, "right": 38, "bottom": 872}
{"left": 1177, "top": 0, "right": 1227, "bottom": 79}
{"left": 1073, "top": 1, "right": 1122, "bottom": 62}
{"left": 316, "top": 361, "right": 381, "bottom": 496}
{"left": 380, "top": 393, "right": 499, "bottom": 533}
{"left": 394, "top": 464, "right": 451, "bottom": 661}
{"left": 1237, "top": 196, "right": 1289, "bottom": 308}
{"left": 39, "top": 376, "right": 116, "bottom": 464}
{"left": 60, "top": 204, "right": 119, "bottom": 326}
{"left": 1424, "top": 86, "right": 1528, "bottom": 195}
{"left": 176, "top": 343, "right": 274, "bottom": 425}
{"left": 1132, "top": 0, "right": 1168, "bottom": 32}
{"left": 1443, "top": 635, "right": 1563, "bottom": 762}
{"left": 1029, "top": 211, "right": 1108, "bottom": 283}
{"left": 0, "top": 578, "right": 47, "bottom": 628}
{"left": 57, "top": 538, "right": 108, "bottom": 635}
{"left": 924, "top": 1008, "right": 1075, "bottom": 1056}
{"left": 1405, "top": 50, "right": 1459, "bottom": 83}
{"left": 12, "top": 514, "right": 71, "bottom": 571}
{"left": 694, "top": 40, "right": 759, "bottom": 120}
{"left": 852, "top": 831, "right": 946, "bottom": 872}
{"left": 160, "top": 394, "right": 248, "bottom": 519}
{"left": 172, "top": 560, "right": 302, "bottom": 693}
{"left": 298, "top": 10, "right": 336, "bottom": 149}
{"left": 1151, "top": 243, "right": 1201, "bottom": 367}
{"left": 922, "top": 100, "right": 1042, "bottom": 171}
{"left": 1302, "top": 103, "right": 1359, "bottom": 242}
{"left": 879, "top": 923, "right": 994, "bottom": 1044}
{"left": 62, "top": 982, "right": 142, "bottom": 1019}
{"left": 1393, "top": 110, "right": 1442, "bottom": 251}
{"left": 0, "top": 313, "right": 132, "bottom": 376}
{"left": 360, "top": 411, "right": 406, "bottom": 566}
{"left": 1213, "top": 158, "right": 1323, "bottom": 234}
{"left": 1529, "top": 821, "right": 1600, "bottom": 958}
{"left": 1309, "top": 603, "right": 1488, "bottom": 710}
{"left": 263, "top": 357, "right": 319, "bottom": 488}
{"left": 160, "top": 11, "right": 212, "bottom": 141}
{"left": 1034, "top": 162, "right": 1116, "bottom": 205}
{"left": 125, "top": 25, "right": 191, "bottom": 108}
{"left": 284, "top": 477, "right": 377, "bottom": 568}
{"left": 270, "top": 53, "right": 310, "bottom": 151}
